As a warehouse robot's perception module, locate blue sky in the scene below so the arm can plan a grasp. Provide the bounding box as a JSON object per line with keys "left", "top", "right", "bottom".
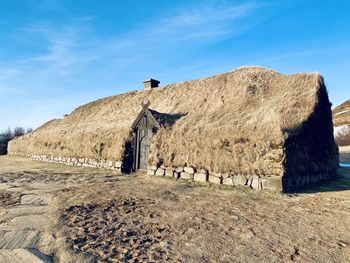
{"left": 0, "top": 0, "right": 349, "bottom": 131}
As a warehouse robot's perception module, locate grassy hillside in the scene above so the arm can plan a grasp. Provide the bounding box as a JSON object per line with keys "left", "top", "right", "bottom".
{"left": 333, "top": 99, "right": 350, "bottom": 127}
{"left": 333, "top": 99, "right": 350, "bottom": 146}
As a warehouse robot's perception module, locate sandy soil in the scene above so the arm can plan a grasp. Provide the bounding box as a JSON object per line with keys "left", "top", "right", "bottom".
{"left": 0, "top": 155, "right": 350, "bottom": 263}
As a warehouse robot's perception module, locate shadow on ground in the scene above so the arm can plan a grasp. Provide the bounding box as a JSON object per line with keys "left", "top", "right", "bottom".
{"left": 294, "top": 166, "right": 350, "bottom": 194}
{"left": 340, "top": 153, "right": 350, "bottom": 163}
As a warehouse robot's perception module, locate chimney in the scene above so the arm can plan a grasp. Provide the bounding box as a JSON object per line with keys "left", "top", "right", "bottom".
{"left": 143, "top": 78, "right": 160, "bottom": 90}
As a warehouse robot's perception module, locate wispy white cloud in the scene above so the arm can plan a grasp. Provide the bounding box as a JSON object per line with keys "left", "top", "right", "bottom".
{"left": 156, "top": 2, "right": 260, "bottom": 41}
{"left": 0, "top": 2, "right": 264, "bottom": 130}
{"left": 0, "top": 68, "right": 19, "bottom": 81}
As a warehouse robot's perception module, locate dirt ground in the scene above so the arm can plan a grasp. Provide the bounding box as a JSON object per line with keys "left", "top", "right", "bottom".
{"left": 0, "top": 155, "right": 350, "bottom": 263}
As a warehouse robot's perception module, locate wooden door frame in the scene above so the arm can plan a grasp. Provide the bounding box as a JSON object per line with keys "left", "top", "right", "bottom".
{"left": 131, "top": 107, "right": 160, "bottom": 171}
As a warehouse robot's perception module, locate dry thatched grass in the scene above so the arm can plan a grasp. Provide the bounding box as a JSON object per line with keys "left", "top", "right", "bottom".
{"left": 9, "top": 66, "right": 337, "bottom": 176}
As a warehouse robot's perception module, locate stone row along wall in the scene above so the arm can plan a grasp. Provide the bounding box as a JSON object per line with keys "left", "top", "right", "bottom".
{"left": 28, "top": 154, "right": 122, "bottom": 174}
{"left": 14, "top": 154, "right": 332, "bottom": 192}
{"left": 147, "top": 166, "right": 283, "bottom": 191}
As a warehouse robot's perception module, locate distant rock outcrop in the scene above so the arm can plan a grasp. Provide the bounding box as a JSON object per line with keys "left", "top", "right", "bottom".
{"left": 333, "top": 99, "right": 350, "bottom": 146}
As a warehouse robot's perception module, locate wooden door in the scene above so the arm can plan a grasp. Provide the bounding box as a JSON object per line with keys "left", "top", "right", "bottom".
{"left": 134, "top": 113, "right": 156, "bottom": 170}
{"left": 139, "top": 128, "right": 152, "bottom": 169}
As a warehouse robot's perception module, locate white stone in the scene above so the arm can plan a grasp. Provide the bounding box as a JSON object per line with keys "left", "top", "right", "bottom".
{"left": 208, "top": 175, "right": 222, "bottom": 184}
{"left": 222, "top": 177, "right": 234, "bottom": 186}
{"left": 180, "top": 172, "right": 193, "bottom": 180}
{"left": 232, "top": 175, "right": 247, "bottom": 186}
{"left": 193, "top": 173, "right": 207, "bottom": 182}
{"left": 115, "top": 161, "right": 122, "bottom": 168}
{"left": 155, "top": 168, "right": 165, "bottom": 176}
{"left": 184, "top": 167, "right": 195, "bottom": 174}
{"left": 165, "top": 169, "right": 174, "bottom": 177}
{"left": 147, "top": 169, "right": 155, "bottom": 176}
{"left": 261, "top": 177, "right": 283, "bottom": 191}
{"left": 250, "top": 175, "right": 260, "bottom": 189}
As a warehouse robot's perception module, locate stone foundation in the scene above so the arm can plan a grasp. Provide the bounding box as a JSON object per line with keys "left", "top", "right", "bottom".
{"left": 147, "top": 166, "right": 336, "bottom": 192}
{"left": 148, "top": 166, "right": 281, "bottom": 190}
{"left": 29, "top": 154, "right": 122, "bottom": 174}
{"left": 19, "top": 154, "right": 334, "bottom": 192}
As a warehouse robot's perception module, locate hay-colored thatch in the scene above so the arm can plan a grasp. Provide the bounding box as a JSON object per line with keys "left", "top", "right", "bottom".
{"left": 9, "top": 66, "right": 338, "bottom": 184}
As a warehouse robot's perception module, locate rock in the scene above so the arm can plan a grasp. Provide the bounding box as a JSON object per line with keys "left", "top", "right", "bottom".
{"left": 115, "top": 161, "right": 122, "bottom": 168}
{"left": 180, "top": 172, "right": 193, "bottom": 180}
{"left": 239, "top": 230, "right": 255, "bottom": 240}
{"left": 232, "top": 175, "right": 247, "bottom": 186}
{"left": 155, "top": 168, "right": 165, "bottom": 176}
{"left": 222, "top": 177, "right": 234, "bottom": 186}
{"left": 208, "top": 175, "right": 222, "bottom": 184}
{"left": 184, "top": 167, "right": 195, "bottom": 174}
{"left": 250, "top": 175, "right": 260, "bottom": 189}
{"left": 261, "top": 177, "right": 283, "bottom": 191}
{"left": 147, "top": 169, "right": 155, "bottom": 176}
{"left": 175, "top": 167, "right": 184, "bottom": 173}
{"left": 193, "top": 173, "right": 207, "bottom": 182}
{"left": 165, "top": 169, "right": 174, "bottom": 177}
